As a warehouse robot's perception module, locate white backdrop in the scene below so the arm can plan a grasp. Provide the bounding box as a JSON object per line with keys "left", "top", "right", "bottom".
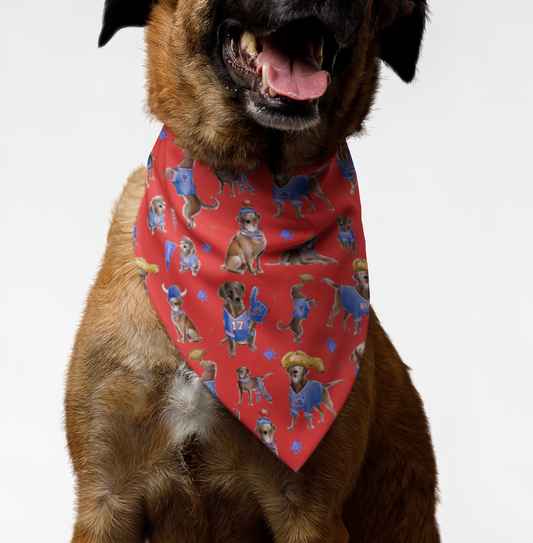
{"left": 1, "top": 0, "right": 532, "bottom": 541}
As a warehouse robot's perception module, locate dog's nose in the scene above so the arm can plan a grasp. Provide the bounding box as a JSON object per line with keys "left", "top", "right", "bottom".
{"left": 235, "top": 297, "right": 241, "bottom": 302}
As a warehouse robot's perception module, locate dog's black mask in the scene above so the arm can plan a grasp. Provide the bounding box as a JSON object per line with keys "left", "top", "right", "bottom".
{"left": 98, "top": 0, "right": 427, "bottom": 83}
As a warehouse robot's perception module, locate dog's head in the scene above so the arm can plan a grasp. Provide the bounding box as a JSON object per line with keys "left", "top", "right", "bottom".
{"left": 290, "top": 283, "right": 305, "bottom": 299}
{"left": 149, "top": 195, "right": 166, "bottom": 217}
{"left": 200, "top": 359, "right": 217, "bottom": 371}
{"left": 235, "top": 366, "right": 250, "bottom": 379}
{"left": 337, "top": 215, "right": 352, "bottom": 231}
{"left": 301, "top": 235, "right": 318, "bottom": 251}
{"left": 99, "top": 0, "right": 427, "bottom": 169}
{"left": 180, "top": 235, "right": 195, "bottom": 255}
{"left": 353, "top": 269, "right": 369, "bottom": 296}
{"left": 255, "top": 422, "right": 277, "bottom": 443}
{"left": 237, "top": 211, "right": 260, "bottom": 232}
{"left": 286, "top": 364, "right": 309, "bottom": 385}
{"left": 218, "top": 281, "right": 247, "bottom": 308}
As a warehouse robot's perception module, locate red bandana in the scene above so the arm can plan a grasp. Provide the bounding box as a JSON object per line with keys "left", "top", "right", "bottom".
{"left": 135, "top": 126, "right": 369, "bottom": 470}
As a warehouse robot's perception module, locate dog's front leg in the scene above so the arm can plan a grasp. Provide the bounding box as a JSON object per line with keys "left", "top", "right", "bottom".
{"left": 255, "top": 249, "right": 265, "bottom": 273}
{"left": 244, "top": 251, "right": 256, "bottom": 275}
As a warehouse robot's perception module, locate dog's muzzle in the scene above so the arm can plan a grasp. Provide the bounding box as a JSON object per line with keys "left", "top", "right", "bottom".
{"left": 218, "top": 5, "right": 361, "bottom": 131}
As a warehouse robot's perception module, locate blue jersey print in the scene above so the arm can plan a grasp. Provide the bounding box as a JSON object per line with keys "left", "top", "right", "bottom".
{"left": 273, "top": 175, "right": 311, "bottom": 207}
{"left": 338, "top": 228, "right": 355, "bottom": 243}
{"left": 337, "top": 154, "right": 356, "bottom": 182}
{"left": 223, "top": 308, "right": 254, "bottom": 342}
{"left": 180, "top": 253, "right": 198, "bottom": 268}
{"left": 148, "top": 210, "right": 165, "bottom": 229}
{"left": 171, "top": 167, "right": 196, "bottom": 196}
{"left": 341, "top": 285, "right": 370, "bottom": 323}
{"left": 292, "top": 298, "right": 312, "bottom": 319}
{"left": 290, "top": 380, "right": 323, "bottom": 418}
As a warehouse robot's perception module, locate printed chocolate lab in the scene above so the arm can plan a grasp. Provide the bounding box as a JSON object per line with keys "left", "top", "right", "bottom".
{"left": 65, "top": 0, "right": 440, "bottom": 542}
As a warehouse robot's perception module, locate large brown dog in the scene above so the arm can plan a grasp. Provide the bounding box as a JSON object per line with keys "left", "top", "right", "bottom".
{"left": 65, "top": 1, "right": 439, "bottom": 542}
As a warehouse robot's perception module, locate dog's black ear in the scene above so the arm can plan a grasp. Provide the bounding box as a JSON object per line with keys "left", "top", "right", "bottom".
{"left": 378, "top": 2, "right": 428, "bottom": 83}
{"left": 217, "top": 284, "right": 228, "bottom": 301}
{"left": 99, "top": 0, "right": 156, "bottom": 47}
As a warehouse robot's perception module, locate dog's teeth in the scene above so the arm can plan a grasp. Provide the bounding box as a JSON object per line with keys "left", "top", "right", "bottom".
{"left": 262, "top": 65, "right": 268, "bottom": 91}
{"left": 314, "top": 36, "right": 324, "bottom": 69}
{"left": 246, "top": 40, "right": 258, "bottom": 56}
{"left": 269, "top": 88, "right": 277, "bottom": 97}
{"left": 241, "top": 31, "right": 252, "bottom": 47}
{"left": 241, "top": 31, "right": 258, "bottom": 56}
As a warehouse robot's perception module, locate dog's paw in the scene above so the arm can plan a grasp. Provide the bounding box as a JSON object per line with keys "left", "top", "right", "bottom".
{"left": 263, "top": 348, "right": 277, "bottom": 361}
{"left": 290, "top": 441, "right": 303, "bottom": 454}
{"left": 326, "top": 337, "right": 337, "bottom": 354}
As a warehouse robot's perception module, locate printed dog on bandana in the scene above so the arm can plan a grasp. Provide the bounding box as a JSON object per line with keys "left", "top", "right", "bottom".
{"left": 214, "top": 168, "right": 255, "bottom": 197}
{"left": 163, "top": 148, "right": 219, "bottom": 229}
{"left": 281, "top": 351, "right": 343, "bottom": 430}
{"left": 221, "top": 200, "right": 266, "bottom": 275}
{"left": 267, "top": 235, "right": 339, "bottom": 266}
{"left": 218, "top": 282, "right": 268, "bottom": 357}
{"left": 235, "top": 367, "right": 273, "bottom": 406}
{"left": 322, "top": 258, "right": 370, "bottom": 334}
{"left": 255, "top": 409, "right": 279, "bottom": 457}
{"left": 272, "top": 165, "right": 334, "bottom": 219}
{"left": 336, "top": 140, "right": 358, "bottom": 194}
{"left": 277, "top": 273, "right": 317, "bottom": 342}
{"left": 337, "top": 215, "right": 357, "bottom": 254}
{"left": 161, "top": 283, "right": 202, "bottom": 342}
{"left": 179, "top": 235, "right": 201, "bottom": 275}
{"left": 189, "top": 349, "right": 218, "bottom": 398}
{"left": 147, "top": 195, "right": 167, "bottom": 234}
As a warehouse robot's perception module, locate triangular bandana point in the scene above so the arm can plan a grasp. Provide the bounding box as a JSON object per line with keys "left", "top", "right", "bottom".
{"left": 135, "top": 126, "right": 370, "bottom": 470}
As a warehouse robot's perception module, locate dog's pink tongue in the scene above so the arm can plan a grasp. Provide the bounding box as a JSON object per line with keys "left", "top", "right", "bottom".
{"left": 257, "top": 35, "right": 329, "bottom": 101}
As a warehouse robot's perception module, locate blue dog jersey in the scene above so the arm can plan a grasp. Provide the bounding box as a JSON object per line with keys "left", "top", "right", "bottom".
{"left": 337, "top": 154, "right": 356, "bottom": 182}
{"left": 292, "top": 298, "right": 312, "bottom": 319}
{"left": 171, "top": 167, "right": 196, "bottom": 196}
{"left": 290, "top": 380, "right": 323, "bottom": 418}
{"left": 273, "top": 175, "right": 310, "bottom": 207}
{"left": 180, "top": 253, "right": 198, "bottom": 268}
{"left": 148, "top": 210, "right": 165, "bottom": 229}
{"left": 223, "top": 308, "right": 254, "bottom": 343}
{"left": 341, "top": 285, "right": 370, "bottom": 323}
{"left": 338, "top": 228, "right": 355, "bottom": 243}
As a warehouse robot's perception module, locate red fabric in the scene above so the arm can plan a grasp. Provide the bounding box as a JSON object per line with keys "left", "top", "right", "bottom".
{"left": 135, "top": 126, "right": 369, "bottom": 470}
